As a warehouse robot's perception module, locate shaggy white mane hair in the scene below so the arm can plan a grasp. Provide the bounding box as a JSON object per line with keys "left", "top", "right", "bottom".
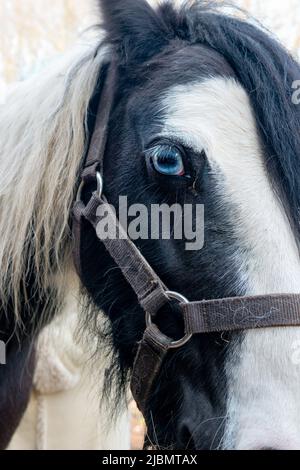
{"left": 0, "top": 34, "right": 108, "bottom": 321}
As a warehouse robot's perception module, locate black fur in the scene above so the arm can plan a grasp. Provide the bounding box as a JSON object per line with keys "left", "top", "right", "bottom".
{"left": 0, "top": 338, "right": 35, "bottom": 449}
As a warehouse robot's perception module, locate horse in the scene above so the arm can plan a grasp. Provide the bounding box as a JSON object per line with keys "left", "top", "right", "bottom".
{"left": 1, "top": 0, "right": 300, "bottom": 450}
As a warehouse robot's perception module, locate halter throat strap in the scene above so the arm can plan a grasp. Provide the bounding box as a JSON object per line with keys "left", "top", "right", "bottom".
{"left": 72, "top": 62, "right": 300, "bottom": 416}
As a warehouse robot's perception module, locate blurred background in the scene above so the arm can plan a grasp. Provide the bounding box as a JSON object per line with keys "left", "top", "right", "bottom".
{"left": 1, "top": 0, "right": 300, "bottom": 100}
{"left": 1, "top": 0, "right": 299, "bottom": 450}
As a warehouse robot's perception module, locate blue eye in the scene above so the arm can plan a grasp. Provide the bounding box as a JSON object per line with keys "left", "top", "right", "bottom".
{"left": 148, "top": 145, "right": 185, "bottom": 176}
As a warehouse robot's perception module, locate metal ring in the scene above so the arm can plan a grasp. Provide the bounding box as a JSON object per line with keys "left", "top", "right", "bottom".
{"left": 165, "top": 291, "right": 189, "bottom": 305}
{"left": 146, "top": 290, "right": 192, "bottom": 349}
{"left": 76, "top": 180, "right": 85, "bottom": 203}
{"left": 76, "top": 172, "right": 104, "bottom": 203}
{"left": 96, "top": 172, "right": 104, "bottom": 198}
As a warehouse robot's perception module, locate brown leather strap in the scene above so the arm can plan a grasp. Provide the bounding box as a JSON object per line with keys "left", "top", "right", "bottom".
{"left": 82, "top": 193, "right": 168, "bottom": 316}
{"left": 82, "top": 62, "right": 118, "bottom": 181}
{"left": 73, "top": 62, "right": 118, "bottom": 278}
{"left": 183, "top": 294, "right": 300, "bottom": 334}
{"left": 72, "top": 200, "right": 86, "bottom": 278}
{"left": 131, "top": 293, "right": 300, "bottom": 414}
{"left": 131, "top": 324, "right": 173, "bottom": 414}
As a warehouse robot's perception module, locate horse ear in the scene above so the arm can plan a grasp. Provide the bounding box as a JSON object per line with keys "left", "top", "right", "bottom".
{"left": 99, "top": 0, "right": 172, "bottom": 64}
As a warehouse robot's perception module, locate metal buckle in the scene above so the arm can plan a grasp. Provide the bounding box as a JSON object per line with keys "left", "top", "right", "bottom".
{"left": 76, "top": 172, "right": 104, "bottom": 202}
{"left": 146, "top": 290, "right": 192, "bottom": 349}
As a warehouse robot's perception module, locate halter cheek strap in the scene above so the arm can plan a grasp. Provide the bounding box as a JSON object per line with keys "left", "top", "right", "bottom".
{"left": 72, "top": 62, "right": 300, "bottom": 416}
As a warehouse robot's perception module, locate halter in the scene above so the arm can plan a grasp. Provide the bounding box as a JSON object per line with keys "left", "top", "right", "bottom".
{"left": 72, "top": 63, "right": 300, "bottom": 415}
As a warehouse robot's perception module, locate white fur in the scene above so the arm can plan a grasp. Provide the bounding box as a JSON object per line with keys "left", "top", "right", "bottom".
{"left": 0, "top": 35, "right": 109, "bottom": 320}
{"left": 0, "top": 34, "right": 130, "bottom": 449}
{"left": 162, "top": 77, "right": 300, "bottom": 449}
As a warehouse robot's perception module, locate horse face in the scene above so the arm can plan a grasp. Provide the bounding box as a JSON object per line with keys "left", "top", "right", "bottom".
{"left": 97, "top": 44, "right": 300, "bottom": 449}
{"left": 81, "top": 0, "right": 300, "bottom": 450}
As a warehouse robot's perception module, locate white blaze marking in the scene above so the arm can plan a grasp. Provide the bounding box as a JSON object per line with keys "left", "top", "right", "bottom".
{"left": 162, "top": 77, "right": 300, "bottom": 449}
